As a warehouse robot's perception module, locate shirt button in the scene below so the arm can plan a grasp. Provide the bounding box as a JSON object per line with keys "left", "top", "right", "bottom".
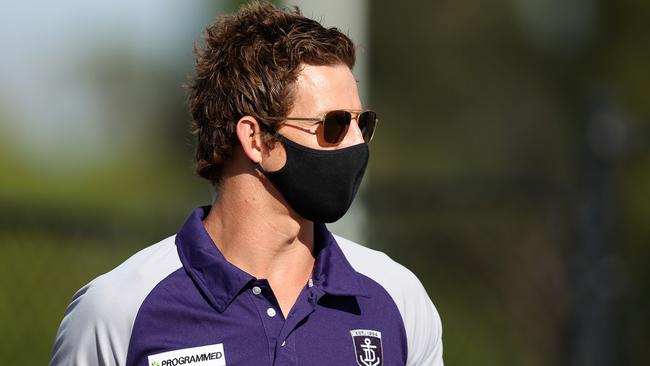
{"left": 252, "top": 286, "right": 262, "bottom": 295}
{"left": 266, "top": 307, "right": 277, "bottom": 317}
{"left": 281, "top": 341, "right": 286, "bottom": 347}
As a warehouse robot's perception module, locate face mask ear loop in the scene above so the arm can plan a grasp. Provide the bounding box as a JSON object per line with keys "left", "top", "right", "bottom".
{"left": 255, "top": 163, "right": 268, "bottom": 175}
{"left": 254, "top": 119, "right": 284, "bottom": 175}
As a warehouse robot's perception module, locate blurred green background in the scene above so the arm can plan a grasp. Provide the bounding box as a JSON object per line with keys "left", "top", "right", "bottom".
{"left": 1, "top": 1, "right": 649, "bottom": 365}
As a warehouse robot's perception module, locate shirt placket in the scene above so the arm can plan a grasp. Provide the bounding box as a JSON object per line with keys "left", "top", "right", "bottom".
{"left": 248, "top": 278, "right": 325, "bottom": 366}
{"left": 273, "top": 279, "right": 326, "bottom": 366}
{"left": 247, "top": 279, "right": 285, "bottom": 365}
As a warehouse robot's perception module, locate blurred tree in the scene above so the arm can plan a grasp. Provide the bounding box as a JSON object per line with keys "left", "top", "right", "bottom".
{"left": 367, "top": 0, "right": 649, "bottom": 365}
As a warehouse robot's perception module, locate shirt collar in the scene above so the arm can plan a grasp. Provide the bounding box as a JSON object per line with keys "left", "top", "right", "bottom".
{"left": 175, "top": 206, "right": 368, "bottom": 313}
{"left": 176, "top": 206, "right": 254, "bottom": 313}
{"left": 311, "top": 222, "right": 369, "bottom": 298}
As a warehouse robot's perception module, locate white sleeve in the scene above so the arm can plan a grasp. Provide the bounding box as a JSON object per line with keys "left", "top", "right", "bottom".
{"left": 49, "top": 237, "right": 182, "bottom": 366}
{"left": 335, "top": 235, "right": 444, "bottom": 365}
{"left": 404, "top": 277, "right": 443, "bottom": 366}
{"left": 49, "top": 281, "right": 128, "bottom": 366}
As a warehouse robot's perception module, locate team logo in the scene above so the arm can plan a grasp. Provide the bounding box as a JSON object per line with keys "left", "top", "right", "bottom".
{"left": 350, "top": 329, "right": 383, "bottom": 366}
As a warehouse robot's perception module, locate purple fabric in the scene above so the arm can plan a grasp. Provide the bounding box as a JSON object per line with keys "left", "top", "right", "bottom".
{"left": 126, "top": 206, "right": 407, "bottom": 365}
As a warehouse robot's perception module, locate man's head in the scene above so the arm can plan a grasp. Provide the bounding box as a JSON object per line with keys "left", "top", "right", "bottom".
{"left": 188, "top": 1, "right": 357, "bottom": 186}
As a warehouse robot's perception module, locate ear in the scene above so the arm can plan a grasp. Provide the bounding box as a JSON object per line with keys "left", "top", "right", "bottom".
{"left": 235, "top": 116, "right": 265, "bottom": 163}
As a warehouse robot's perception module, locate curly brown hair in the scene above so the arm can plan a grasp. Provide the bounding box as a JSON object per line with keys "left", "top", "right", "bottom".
{"left": 187, "top": 1, "right": 356, "bottom": 186}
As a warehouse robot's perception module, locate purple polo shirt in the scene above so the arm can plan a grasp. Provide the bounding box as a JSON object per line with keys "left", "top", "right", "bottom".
{"left": 50, "top": 207, "right": 443, "bottom": 366}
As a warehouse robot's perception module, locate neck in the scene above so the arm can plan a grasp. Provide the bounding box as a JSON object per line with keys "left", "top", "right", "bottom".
{"left": 202, "top": 168, "right": 316, "bottom": 285}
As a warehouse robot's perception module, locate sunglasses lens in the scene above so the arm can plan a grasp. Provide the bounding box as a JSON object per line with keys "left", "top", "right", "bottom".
{"left": 358, "top": 111, "right": 377, "bottom": 142}
{"left": 323, "top": 110, "right": 351, "bottom": 144}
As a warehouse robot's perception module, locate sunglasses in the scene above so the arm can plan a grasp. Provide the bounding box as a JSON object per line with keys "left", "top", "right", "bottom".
{"left": 267, "top": 110, "right": 378, "bottom": 144}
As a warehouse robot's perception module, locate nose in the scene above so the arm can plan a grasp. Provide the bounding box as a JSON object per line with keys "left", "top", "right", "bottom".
{"left": 339, "top": 117, "right": 365, "bottom": 148}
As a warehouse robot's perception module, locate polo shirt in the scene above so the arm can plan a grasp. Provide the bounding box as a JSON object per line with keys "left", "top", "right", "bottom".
{"left": 50, "top": 206, "right": 443, "bottom": 366}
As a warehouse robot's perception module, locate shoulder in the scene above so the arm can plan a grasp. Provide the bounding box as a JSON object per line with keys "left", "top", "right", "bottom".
{"left": 50, "top": 236, "right": 182, "bottom": 366}
{"left": 334, "top": 234, "right": 433, "bottom": 312}
{"left": 334, "top": 235, "right": 444, "bottom": 366}
{"left": 334, "top": 234, "right": 419, "bottom": 290}
{"left": 73, "top": 235, "right": 182, "bottom": 319}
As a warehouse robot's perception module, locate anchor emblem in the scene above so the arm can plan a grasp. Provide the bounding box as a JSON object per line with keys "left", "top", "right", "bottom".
{"left": 350, "top": 329, "right": 383, "bottom": 366}
{"left": 359, "top": 338, "right": 381, "bottom": 366}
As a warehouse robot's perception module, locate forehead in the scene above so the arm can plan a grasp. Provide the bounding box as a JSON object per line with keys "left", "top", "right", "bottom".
{"left": 291, "top": 64, "right": 361, "bottom": 115}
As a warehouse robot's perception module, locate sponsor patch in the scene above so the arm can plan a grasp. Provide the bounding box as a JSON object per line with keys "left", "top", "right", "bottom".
{"left": 147, "top": 343, "right": 226, "bottom": 366}
{"left": 350, "top": 329, "right": 383, "bottom": 366}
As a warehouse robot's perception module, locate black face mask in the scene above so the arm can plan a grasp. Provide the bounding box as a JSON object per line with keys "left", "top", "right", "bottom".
{"left": 256, "top": 135, "right": 369, "bottom": 223}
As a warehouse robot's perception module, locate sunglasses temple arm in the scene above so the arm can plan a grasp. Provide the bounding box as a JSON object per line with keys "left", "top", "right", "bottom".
{"left": 283, "top": 117, "right": 323, "bottom": 122}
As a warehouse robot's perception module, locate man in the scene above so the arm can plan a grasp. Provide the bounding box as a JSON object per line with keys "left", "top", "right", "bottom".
{"left": 50, "top": 2, "right": 443, "bottom": 365}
